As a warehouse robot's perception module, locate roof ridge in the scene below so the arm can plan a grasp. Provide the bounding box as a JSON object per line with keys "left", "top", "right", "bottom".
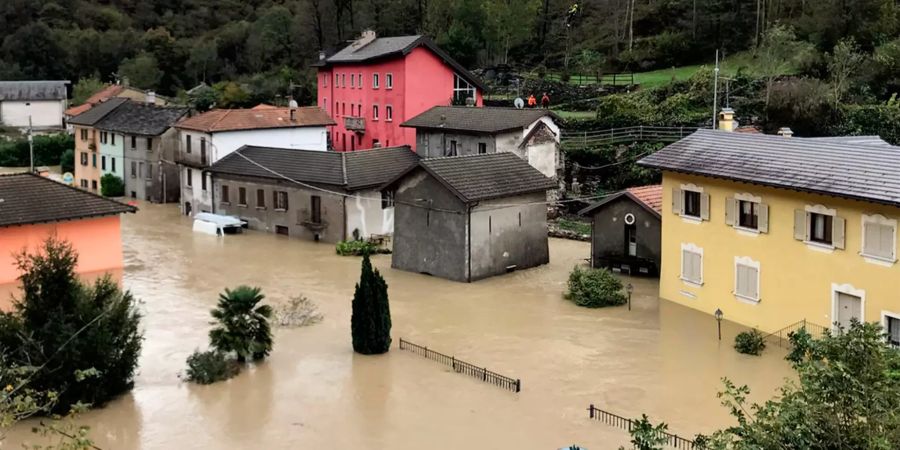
{"left": 209, "top": 109, "right": 233, "bottom": 132}
{"left": 15, "top": 173, "right": 138, "bottom": 211}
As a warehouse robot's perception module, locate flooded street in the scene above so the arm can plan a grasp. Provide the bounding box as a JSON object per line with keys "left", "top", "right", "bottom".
{"left": 4, "top": 202, "right": 794, "bottom": 449}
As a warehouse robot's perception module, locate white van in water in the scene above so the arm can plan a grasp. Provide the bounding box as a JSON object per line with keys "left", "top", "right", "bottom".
{"left": 192, "top": 213, "right": 247, "bottom": 236}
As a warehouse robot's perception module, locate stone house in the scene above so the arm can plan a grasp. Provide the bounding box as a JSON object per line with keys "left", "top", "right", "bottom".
{"left": 95, "top": 101, "right": 189, "bottom": 202}
{"left": 0, "top": 80, "right": 69, "bottom": 129}
{"left": 579, "top": 185, "right": 662, "bottom": 276}
{"left": 400, "top": 106, "right": 562, "bottom": 178}
{"left": 385, "top": 152, "right": 557, "bottom": 282}
{"left": 206, "top": 145, "right": 418, "bottom": 242}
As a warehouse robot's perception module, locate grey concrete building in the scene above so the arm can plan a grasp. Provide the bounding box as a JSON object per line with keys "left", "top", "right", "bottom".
{"left": 96, "top": 102, "right": 189, "bottom": 203}
{"left": 206, "top": 145, "right": 418, "bottom": 243}
{"left": 386, "top": 152, "right": 557, "bottom": 282}
{"left": 579, "top": 185, "right": 662, "bottom": 276}
{"left": 400, "top": 106, "right": 563, "bottom": 183}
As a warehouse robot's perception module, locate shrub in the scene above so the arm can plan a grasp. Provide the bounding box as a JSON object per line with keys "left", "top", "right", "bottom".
{"left": 184, "top": 350, "right": 240, "bottom": 385}
{"left": 100, "top": 173, "right": 125, "bottom": 197}
{"left": 0, "top": 133, "right": 74, "bottom": 167}
{"left": 335, "top": 239, "right": 390, "bottom": 256}
{"left": 351, "top": 254, "right": 392, "bottom": 354}
{"left": 60, "top": 148, "right": 74, "bottom": 173}
{"left": 209, "top": 286, "right": 273, "bottom": 362}
{"left": 564, "top": 266, "right": 627, "bottom": 308}
{"left": 734, "top": 329, "right": 767, "bottom": 355}
{"left": 273, "top": 295, "right": 323, "bottom": 328}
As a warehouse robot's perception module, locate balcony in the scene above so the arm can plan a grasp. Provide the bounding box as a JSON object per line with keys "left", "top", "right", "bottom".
{"left": 344, "top": 116, "right": 365, "bottom": 132}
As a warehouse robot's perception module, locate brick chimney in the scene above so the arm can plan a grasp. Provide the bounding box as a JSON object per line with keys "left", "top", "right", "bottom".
{"left": 351, "top": 30, "right": 377, "bottom": 51}
{"left": 777, "top": 127, "right": 794, "bottom": 138}
{"left": 289, "top": 98, "right": 298, "bottom": 122}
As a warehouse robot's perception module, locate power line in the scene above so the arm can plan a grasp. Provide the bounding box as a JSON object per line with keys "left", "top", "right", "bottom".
{"left": 572, "top": 150, "right": 653, "bottom": 170}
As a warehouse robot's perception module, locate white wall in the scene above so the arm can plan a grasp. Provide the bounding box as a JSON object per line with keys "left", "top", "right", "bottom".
{"left": 345, "top": 189, "right": 394, "bottom": 240}
{"left": 494, "top": 117, "right": 562, "bottom": 179}
{"left": 1, "top": 100, "right": 64, "bottom": 128}
{"left": 210, "top": 127, "right": 329, "bottom": 160}
{"left": 523, "top": 116, "right": 561, "bottom": 142}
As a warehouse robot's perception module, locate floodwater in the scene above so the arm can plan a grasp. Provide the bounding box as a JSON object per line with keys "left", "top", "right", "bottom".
{"left": 3, "top": 203, "right": 794, "bottom": 449}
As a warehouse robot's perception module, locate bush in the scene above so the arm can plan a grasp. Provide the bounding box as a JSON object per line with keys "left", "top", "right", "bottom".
{"left": 60, "top": 148, "right": 74, "bottom": 173}
{"left": 184, "top": 350, "right": 240, "bottom": 385}
{"left": 351, "top": 254, "right": 392, "bottom": 354}
{"left": 209, "top": 286, "right": 273, "bottom": 362}
{"left": 336, "top": 239, "right": 390, "bottom": 256}
{"left": 0, "top": 133, "right": 74, "bottom": 167}
{"left": 564, "top": 266, "right": 627, "bottom": 308}
{"left": 734, "top": 329, "right": 767, "bottom": 355}
{"left": 100, "top": 173, "right": 125, "bottom": 197}
{"left": 273, "top": 295, "right": 323, "bottom": 328}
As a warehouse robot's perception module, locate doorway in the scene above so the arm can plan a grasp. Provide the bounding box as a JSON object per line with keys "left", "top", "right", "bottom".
{"left": 836, "top": 292, "right": 863, "bottom": 330}
{"left": 625, "top": 223, "right": 637, "bottom": 257}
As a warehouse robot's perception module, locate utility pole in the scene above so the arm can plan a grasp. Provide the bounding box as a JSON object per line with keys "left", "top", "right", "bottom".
{"left": 712, "top": 50, "right": 719, "bottom": 130}
{"left": 28, "top": 115, "right": 34, "bottom": 173}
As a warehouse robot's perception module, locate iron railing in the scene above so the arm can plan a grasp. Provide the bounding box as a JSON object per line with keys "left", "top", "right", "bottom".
{"left": 561, "top": 126, "right": 699, "bottom": 149}
{"left": 764, "top": 319, "right": 829, "bottom": 348}
{"left": 398, "top": 338, "right": 521, "bottom": 393}
{"left": 587, "top": 404, "right": 700, "bottom": 449}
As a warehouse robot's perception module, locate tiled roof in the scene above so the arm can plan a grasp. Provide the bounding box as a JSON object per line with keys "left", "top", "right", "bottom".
{"left": 402, "top": 106, "right": 558, "bottom": 134}
{"left": 318, "top": 35, "right": 485, "bottom": 91}
{"left": 67, "top": 98, "right": 128, "bottom": 126}
{"left": 176, "top": 107, "right": 335, "bottom": 132}
{"left": 251, "top": 104, "right": 278, "bottom": 110}
{"left": 638, "top": 129, "right": 900, "bottom": 207}
{"left": 0, "top": 173, "right": 136, "bottom": 227}
{"left": 95, "top": 102, "right": 189, "bottom": 136}
{"left": 806, "top": 135, "right": 892, "bottom": 147}
{"left": 207, "top": 145, "right": 419, "bottom": 191}
{"left": 64, "top": 85, "right": 125, "bottom": 116}
{"left": 578, "top": 185, "right": 662, "bottom": 217}
{"left": 0, "top": 81, "right": 69, "bottom": 101}
{"left": 396, "top": 153, "right": 557, "bottom": 203}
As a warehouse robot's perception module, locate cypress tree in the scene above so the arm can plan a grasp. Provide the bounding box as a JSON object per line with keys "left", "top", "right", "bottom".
{"left": 351, "top": 253, "right": 392, "bottom": 354}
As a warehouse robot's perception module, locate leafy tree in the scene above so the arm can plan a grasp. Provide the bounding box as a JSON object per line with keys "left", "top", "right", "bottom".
{"left": 827, "top": 38, "right": 866, "bottom": 106}
{"left": 209, "top": 286, "right": 274, "bottom": 363}
{"left": 188, "top": 84, "right": 220, "bottom": 112}
{"left": 60, "top": 149, "right": 75, "bottom": 174}
{"left": 0, "top": 21, "right": 67, "bottom": 79}
{"left": 72, "top": 76, "right": 106, "bottom": 106}
{"left": 0, "top": 238, "right": 142, "bottom": 413}
{"left": 184, "top": 350, "right": 240, "bottom": 384}
{"left": 482, "top": 0, "right": 540, "bottom": 64}
{"left": 117, "top": 52, "right": 163, "bottom": 90}
{"left": 187, "top": 39, "right": 219, "bottom": 83}
{"left": 756, "top": 25, "right": 814, "bottom": 110}
{"left": 351, "top": 254, "right": 392, "bottom": 354}
{"left": 100, "top": 173, "right": 125, "bottom": 197}
{"left": 213, "top": 81, "right": 252, "bottom": 108}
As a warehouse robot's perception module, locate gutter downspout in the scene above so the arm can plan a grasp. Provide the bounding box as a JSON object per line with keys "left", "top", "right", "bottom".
{"left": 589, "top": 218, "right": 595, "bottom": 268}
{"left": 466, "top": 203, "right": 472, "bottom": 282}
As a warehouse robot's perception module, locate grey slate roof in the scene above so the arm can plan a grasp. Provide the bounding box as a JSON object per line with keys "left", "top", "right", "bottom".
{"left": 806, "top": 136, "right": 893, "bottom": 147}
{"left": 391, "top": 152, "right": 557, "bottom": 203}
{"left": 401, "top": 106, "right": 558, "bottom": 134}
{"left": 95, "top": 102, "right": 189, "bottom": 136}
{"left": 317, "top": 35, "right": 485, "bottom": 91}
{"left": 207, "top": 145, "right": 420, "bottom": 191}
{"left": 67, "top": 98, "right": 128, "bottom": 126}
{"left": 0, "top": 173, "right": 136, "bottom": 227}
{"left": 0, "top": 80, "right": 69, "bottom": 101}
{"left": 638, "top": 129, "right": 900, "bottom": 207}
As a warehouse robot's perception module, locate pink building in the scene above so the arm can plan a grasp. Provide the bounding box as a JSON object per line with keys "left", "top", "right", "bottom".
{"left": 315, "top": 31, "right": 485, "bottom": 152}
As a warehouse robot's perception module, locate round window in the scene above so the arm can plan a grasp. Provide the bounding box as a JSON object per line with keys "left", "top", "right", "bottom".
{"left": 624, "top": 213, "right": 636, "bottom": 225}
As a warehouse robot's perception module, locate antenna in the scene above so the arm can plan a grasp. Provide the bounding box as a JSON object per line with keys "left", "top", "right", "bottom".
{"left": 711, "top": 50, "right": 719, "bottom": 130}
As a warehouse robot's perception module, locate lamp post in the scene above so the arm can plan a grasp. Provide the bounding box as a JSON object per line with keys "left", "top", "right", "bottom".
{"left": 714, "top": 308, "right": 724, "bottom": 341}
{"left": 626, "top": 283, "right": 634, "bottom": 311}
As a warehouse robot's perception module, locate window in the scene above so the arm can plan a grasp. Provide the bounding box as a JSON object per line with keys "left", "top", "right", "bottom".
{"left": 351, "top": 104, "right": 355, "bottom": 116}
{"left": 725, "top": 195, "right": 768, "bottom": 233}
{"left": 386, "top": 73, "right": 393, "bottom": 89}
{"left": 373, "top": 73, "right": 379, "bottom": 88}
{"left": 680, "top": 243, "right": 703, "bottom": 285}
{"left": 334, "top": 73, "right": 339, "bottom": 86}
{"left": 186, "top": 135, "right": 192, "bottom": 153}
{"left": 111, "top": 134, "right": 116, "bottom": 146}
{"left": 738, "top": 200, "right": 759, "bottom": 229}
{"left": 385, "top": 105, "right": 393, "bottom": 122}
{"left": 372, "top": 139, "right": 380, "bottom": 148}
{"left": 810, "top": 213, "right": 834, "bottom": 245}
{"left": 200, "top": 137, "right": 206, "bottom": 156}
{"left": 358, "top": 72, "right": 362, "bottom": 88}
{"left": 342, "top": 103, "right": 346, "bottom": 115}
{"left": 201, "top": 173, "right": 207, "bottom": 191}
{"left": 146, "top": 163, "right": 152, "bottom": 180}
{"left": 100, "top": 132, "right": 108, "bottom": 144}
{"left": 131, "top": 136, "right": 137, "bottom": 149}
{"left": 186, "top": 169, "right": 193, "bottom": 187}
{"left": 478, "top": 142, "right": 487, "bottom": 154}
{"left": 310, "top": 195, "right": 322, "bottom": 224}
{"left": 91, "top": 180, "right": 97, "bottom": 191}
{"left": 238, "top": 187, "right": 247, "bottom": 206}
{"left": 80, "top": 129, "right": 88, "bottom": 141}
{"left": 683, "top": 191, "right": 701, "bottom": 218}
{"left": 274, "top": 191, "right": 289, "bottom": 210}
{"left": 672, "top": 185, "right": 708, "bottom": 221}
{"left": 734, "top": 257, "right": 760, "bottom": 302}
{"left": 373, "top": 105, "right": 379, "bottom": 120}
{"left": 221, "top": 185, "right": 230, "bottom": 203}
{"left": 446, "top": 140, "right": 458, "bottom": 157}
{"left": 323, "top": 74, "right": 327, "bottom": 87}
{"left": 334, "top": 101, "right": 338, "bottom": 116}
{"left": 256, "top": 189, "right": 266, "bottom": 208}
{"left": 342, "top": 73, "right": 346, "bottom": 87}
{"left": 884, "top": 314, "right": 900, "bottom": 347}
{"left": 382, "top": 190, "right": 395, "bottom": 209}
{"left": 350, "top": 73, "right": 355, "bottom": 88}
{"left": 130, "top": 161, "right": 137, "bottom": 178}
{"left": 101, "top": 155, "right": 106, "bottom": 170}
{"left": 794, "top": 205, "right": 845, "bottom": 249}
{"left": 80, "top": 179, "right": 88, "bottom": 188}
{"left": 92, "top": 153, "right": 97, "bottom": 167}
{"left": 112, "top": 157, "right": 116, "bottom": 173}
{"left": 862, "top": 214, "right": 897, "bottom": 262}
{"left": 80, "top": 152, "right": 88, "bottom": 165}
{"left": 138, "top": 162, "right": 143, "bottom": 178}
{"left": 453, "top": 74, "right": 477, "bottom": 103}
{"left": 146, "top": 138, "right": 152, "bottom": 151}
{"left": 323, "top": 97, "right": 327, "bottom": 112}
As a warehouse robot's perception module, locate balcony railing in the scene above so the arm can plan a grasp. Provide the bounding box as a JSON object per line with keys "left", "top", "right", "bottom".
{"left": 344, "top": 116, "right": 365, "bottom": 132}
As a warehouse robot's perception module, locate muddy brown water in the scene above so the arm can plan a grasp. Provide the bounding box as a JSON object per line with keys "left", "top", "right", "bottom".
{"left": 2, "top": 203, "right": 794, "bottom": 449}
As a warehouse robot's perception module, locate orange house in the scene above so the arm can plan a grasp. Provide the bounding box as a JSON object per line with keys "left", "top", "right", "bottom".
{"left": 69, "top": 98, "right": 128, "bottom": 192}
{"left": 0, "top": 173, "right": 136, "bottom": 287}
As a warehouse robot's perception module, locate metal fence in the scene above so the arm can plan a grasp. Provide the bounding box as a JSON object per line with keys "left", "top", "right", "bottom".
{"left": 764, "top": 319, "right": 830, "bottom": 348}
{"left": 398, "top": 338, "right": 521, "bottom": 393}
{"left": 561, "top": 126, "right": 699, "bottom": 150}
{"left": 587, "top": 404, "right": 700, "bottom": 449}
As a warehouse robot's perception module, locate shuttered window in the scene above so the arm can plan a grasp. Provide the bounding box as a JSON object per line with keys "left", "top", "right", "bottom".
{"left": 794, "top": 207, "right": 845, "bottom": 249}
{"left": 725, "top": 196, "right": 769, "bottom": 232}
{"left": 734, "top": 258, "right": 760, "bottom": 301}
{"left": 862, "top": 215, "right": 896, "bottom": 261}
{"left": 672, "top": 186, "right": 709, "bottom": 221}
{"left": 681, "top": 245, "right": 703, "bottom": 285}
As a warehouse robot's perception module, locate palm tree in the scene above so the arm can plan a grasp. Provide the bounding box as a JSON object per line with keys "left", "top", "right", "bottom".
{"left": 209, "top": 286, "right": 273, "bottom": 362}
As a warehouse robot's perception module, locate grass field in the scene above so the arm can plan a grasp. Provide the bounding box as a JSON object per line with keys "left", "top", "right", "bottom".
{"left": 552, "top": 109, "right": 596, "bottom": 120}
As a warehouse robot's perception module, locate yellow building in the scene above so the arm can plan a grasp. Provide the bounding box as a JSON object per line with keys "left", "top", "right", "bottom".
{"left": 639, "top": 127, "right": 900, "bottom": 343}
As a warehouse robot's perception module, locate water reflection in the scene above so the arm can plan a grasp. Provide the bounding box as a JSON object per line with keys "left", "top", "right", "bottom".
{"left": 3, "top": 202, "right": 793, "bottom": 449}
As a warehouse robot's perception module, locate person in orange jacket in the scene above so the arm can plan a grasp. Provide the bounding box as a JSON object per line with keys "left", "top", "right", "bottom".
{"left": 527, "top": 94, "right": 537, "bottom": 108}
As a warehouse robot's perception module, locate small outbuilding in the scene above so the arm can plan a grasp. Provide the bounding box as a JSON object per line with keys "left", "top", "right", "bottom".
{"left": 579, "top": 185, "right": 662, "bottom": 276}
{"left": 385, "top": 152, "right": 557, "bottom": 282}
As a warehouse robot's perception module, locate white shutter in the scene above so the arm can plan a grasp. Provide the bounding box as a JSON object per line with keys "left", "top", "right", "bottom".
{"left": 882, "top": 224, "right": 896, "bottom": 259}
{"left": 748, "top": 266, "right": 759, "bottom": 299}
{"left": 672, "top": 188, "right": 683, "bottom": 215}
{"left": 758, "top": 203, "right": 769, "bottom": 233}
{"left": 793, "top": 209, "right": 807, "bottom": 241}
{"left": 724, "top": 197, "right": 735, "bottom": 226}
{"left": 833, "top": 216, "right": 846, "bottom": 250}
{"left": 700, "top": 193, "right": 710, "bottom": 221}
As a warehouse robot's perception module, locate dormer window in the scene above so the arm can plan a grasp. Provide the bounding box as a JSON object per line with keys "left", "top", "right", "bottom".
{"left": 453, "top": 74, "right": 476, "bottom": 104}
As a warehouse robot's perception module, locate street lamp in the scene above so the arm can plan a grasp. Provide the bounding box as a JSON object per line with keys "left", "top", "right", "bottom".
{"left": 714, "top": 308, "right": 724, "bottom": 341}
{"left": 626, "top": 283, "right": 634, "bottom": 311}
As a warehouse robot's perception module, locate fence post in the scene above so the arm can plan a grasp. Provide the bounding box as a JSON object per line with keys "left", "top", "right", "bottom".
{"left": 588, "top": 404, "right": 594, "bottom": 419}
{"left": 424, "top": 345, "right": 428, "bottom": 358}
{"left": 451, "top": 356, "right": 456, "bottom": 371}
{"left": 399, "top": 338, "right": 404, "bottom": 349}
{"left": 582, "top": 131, "right": 587, "bottom": 147}
{"left": 483, "top": 367, "right": 487, "bottom": 381}
{"left": 515, "top": 379, "right": 521, "bottom": 392}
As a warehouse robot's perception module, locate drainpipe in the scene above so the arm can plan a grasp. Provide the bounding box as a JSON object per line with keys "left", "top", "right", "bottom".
{"left": 466, "top": 203, "right": 472, "bottom": 282}
{"left": 589, "top": 219, "right": 595, "bottom": 268}
{"left": 209, "top": 171, "right": 215, "bottom": 214}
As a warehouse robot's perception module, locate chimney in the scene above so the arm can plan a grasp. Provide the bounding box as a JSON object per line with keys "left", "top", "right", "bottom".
{"left": 121, "top": 76, "right": 129, "bottom": 88}
{"left": 289, "top": 98, "right": 298, "bottom": 122}
{"left": 146, "top": 91, "right": 156, "bottom": 104}
{"left": 351, "top": 30, "right": 377, "bottom": 50}
{"left": 777, "top": 127, "right": 794, "bottom": 138}
{"left": 718, "top": 108, "right": 736, "bottom": 132}
{"left": 319, "top": 51, "right": 326, "bottom": 61}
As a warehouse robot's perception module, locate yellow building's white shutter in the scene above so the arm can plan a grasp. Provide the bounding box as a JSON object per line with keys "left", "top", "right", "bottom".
{"left": 700, "top": 193, "right": 710, "bottom": 220}
{"left": 793, "top": 209, "right": 807, "bottom": 241}
{"left": 758, "top": 203, "right": 769, "bottom": 233}
{"left": 724, "top": 197, "right": 735, "bottom": 225}
{"left": 833, "top": 216, "right": 846, "bottom": 249}
{"left": 672, "top": 188, "right": 683, "bottom": 215}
